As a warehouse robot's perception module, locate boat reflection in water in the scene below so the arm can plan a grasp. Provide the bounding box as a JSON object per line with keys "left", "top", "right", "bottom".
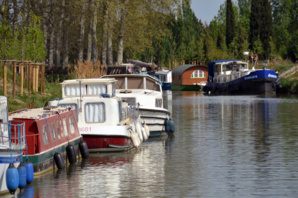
{"left": 15, "top": 139, "right": 167, "bottom": 197}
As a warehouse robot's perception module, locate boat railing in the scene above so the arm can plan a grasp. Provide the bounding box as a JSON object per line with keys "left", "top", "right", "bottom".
{"left": 0, "top": 120, "right": 26, "bottom": 150}
{"left": 121, "top": 104, "right": 139, "bottom": 122}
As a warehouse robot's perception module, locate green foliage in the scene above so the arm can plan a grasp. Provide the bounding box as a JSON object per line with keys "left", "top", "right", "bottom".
{"left": 253, "top": 37, "right": 263, "bottom": 55}
{"left": 226, "top": 0, "right": 235, "bottom": 48}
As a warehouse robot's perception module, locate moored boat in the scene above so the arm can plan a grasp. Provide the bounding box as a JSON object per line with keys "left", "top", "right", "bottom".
{"left": 0, "top": 96, "right": 26, "bottom": 194}
{"left": 102, "top": 74, "right": 175, "bottom": 137}
{"left": 47, "top": 78, "right": 145, "bottom": 152}
{"left": 203, "top": 60, "right": 281, "bottom": 95}
{"left": 9, "top": 106, "right": 84, "bottom": 174}
{"left": 152, "top": 70, "right": 172, "bottom": 90}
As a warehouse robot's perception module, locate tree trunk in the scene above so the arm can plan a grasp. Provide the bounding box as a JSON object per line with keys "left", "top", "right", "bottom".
{"left": 117, "top": 2, "right": 126, "bottom": 65}
{"left": 62, "top": 0, "right": 69, "bottom": 69}
{"left": 78, "top": 1, "right": 88, "bottom": 62}
{"left": 56, "top": 3, "right": 64, "bottom": 68}
{"left": 87, "top": 19, "right": 92, "bottom": 63}
{"left": 48, "top": 28, "right": 54, "bottom": 68}
{"left": 91, "top": 1, "right": 99, "bottom": 64}
{"left": 107, "top": 14, "right": 114, "bottom": 67}
{"left": 101, "top": 2, "right": 108, "bottom": 66}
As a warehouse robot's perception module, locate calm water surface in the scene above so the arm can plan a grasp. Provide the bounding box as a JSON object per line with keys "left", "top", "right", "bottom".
{"left": 9, "top": 92, "right": 298, "bottom": 197}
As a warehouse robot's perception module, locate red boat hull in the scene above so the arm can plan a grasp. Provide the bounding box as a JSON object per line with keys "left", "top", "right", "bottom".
{"left": 82, "top": 135, "right": 134, "bottom": 152}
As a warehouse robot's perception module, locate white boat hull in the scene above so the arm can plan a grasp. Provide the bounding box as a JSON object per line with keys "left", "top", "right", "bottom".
{"left": 138, "top": 107, "right": 170, "bottom": 136}
{"left": 0, "top": 149, "right": 22, "bottom": 194}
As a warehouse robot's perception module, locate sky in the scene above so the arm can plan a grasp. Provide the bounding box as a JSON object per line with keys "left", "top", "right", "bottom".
{"left": 191, "top": 0, "right": 226, "bottom": 24}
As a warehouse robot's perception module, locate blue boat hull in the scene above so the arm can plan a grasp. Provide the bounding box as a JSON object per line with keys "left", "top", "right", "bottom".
{"left": 162, "top": 83, "right": 171, "bottom": 90}
{"left": 203, "top": 69, "right": 281, "bottom": 95}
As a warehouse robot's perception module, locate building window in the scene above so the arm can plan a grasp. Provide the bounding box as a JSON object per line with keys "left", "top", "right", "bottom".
{"left": 191, "top": 70, "right": 206, "bottom": 78}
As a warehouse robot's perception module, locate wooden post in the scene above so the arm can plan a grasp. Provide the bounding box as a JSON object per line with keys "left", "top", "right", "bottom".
{"left": 28, "top": 62, "right": 32, "bottom": 95}
{"left": 35, "top": 65, "right": 39, "bottom": 92}
{"left": 26, "top": 62, "right": 29, "bottom": 89}
{"left": 40, "top": 63, "right": 45, "bottom": 94}
{"left": 20, "top": 62, "right": 24, "bottom": 96}
{"left": 32, "top": 64, "right": 36, "bottom": 93}
{"left": 3, "top": 62, "right": 7, "bottom": 96}
{"left": 13, "top": 61, "right": 16, "bottom": 98}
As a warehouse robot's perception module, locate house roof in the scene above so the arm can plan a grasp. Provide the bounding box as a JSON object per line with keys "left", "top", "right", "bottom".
{"left": 172, "top": 64, "right": 207, "bottom": 75}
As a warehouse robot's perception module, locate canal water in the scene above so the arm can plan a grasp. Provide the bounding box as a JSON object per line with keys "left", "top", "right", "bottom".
{"left": 8, "top": 91, "right": 298, "bottom": 197}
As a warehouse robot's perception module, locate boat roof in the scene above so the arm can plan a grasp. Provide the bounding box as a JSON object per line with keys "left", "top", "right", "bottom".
{"left": 208, "top": 60, "right": 247, "bottom": 67}
{"left": 60, "top": 78, "right": 117, "bottom": 85}
{"left": 102, "top": 74, "right": 159, "bottom": 82}
{"left": 154, "top": 70, "right": 171, "bottom": 75}
{"left": 9, "top": 107, "right": 75, "bottom": 121}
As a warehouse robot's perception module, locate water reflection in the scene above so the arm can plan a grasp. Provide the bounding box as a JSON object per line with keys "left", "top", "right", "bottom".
{"left": 10, "top": 93, "right": 298, "bottom": 197}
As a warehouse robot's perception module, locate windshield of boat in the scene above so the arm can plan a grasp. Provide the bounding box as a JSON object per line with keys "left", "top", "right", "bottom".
{"left": 114, "top": 76, "right": 160, "bottom": 91}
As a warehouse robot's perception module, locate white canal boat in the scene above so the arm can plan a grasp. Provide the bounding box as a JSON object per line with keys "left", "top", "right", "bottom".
{"left": 47, "top": 78, "right": 147, "bottom": 152}
{"left": 102, "top": 74, "right": 174, "bottom": 137}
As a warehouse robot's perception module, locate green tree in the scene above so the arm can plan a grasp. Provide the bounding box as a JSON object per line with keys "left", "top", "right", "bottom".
{"left": 249, "top": 0, "right": 262, "bottom": 51}
{"left": 226, "top": 0, "right": 235, "bottom": 48}
{"left": 260, "top": 0, "right": 273, "bottom": 59}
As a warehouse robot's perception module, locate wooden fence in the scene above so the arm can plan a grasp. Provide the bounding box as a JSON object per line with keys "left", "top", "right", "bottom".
{"left": 0, "top": 60, "right": 45, "bottom": 98}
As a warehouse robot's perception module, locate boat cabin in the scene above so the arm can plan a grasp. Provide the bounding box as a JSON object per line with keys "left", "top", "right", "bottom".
{"left": 61, "top": 78, "right": 116, "bottom": 98}
{"left": 9, "top": 107, "right": 80, "bottom": 156}
{"left": 1, "top": 96, "right": 26, "bottom": 150}
{"left": 104, "top": 74, "right": 162, "bottom": 92}
{"left": 207, "top": 60, "right": 249, "bottom": 84}
{"left": 153, "top": 70, "right": 172, "bottom": 84}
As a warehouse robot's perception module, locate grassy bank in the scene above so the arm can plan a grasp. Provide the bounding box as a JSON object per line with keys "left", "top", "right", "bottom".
{"left": 1, "top": 68, "right": 63, "bottom": 112}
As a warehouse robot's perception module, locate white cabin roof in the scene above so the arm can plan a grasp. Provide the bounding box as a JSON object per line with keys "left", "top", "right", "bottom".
{"left": 60, "top": 78, "right": 117, "bottom": 85}
{"left": 9, "top": 107, "right": 74, "bottom": 121}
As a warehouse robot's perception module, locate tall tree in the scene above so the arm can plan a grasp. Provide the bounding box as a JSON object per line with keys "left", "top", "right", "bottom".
{"left": 78, "top": 0, "right": 88, "bottom": 62}
{"left": 260, "top": 0, "right": 273, "bottom": 59}
{"left": 249, "top": 0, "right": 262, "bottom": 51}
{"left": 226, "top": 0, "right": 235, "bottom": 48}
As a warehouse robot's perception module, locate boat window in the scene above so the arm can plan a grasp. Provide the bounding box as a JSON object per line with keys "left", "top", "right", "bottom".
{"left": 127, "top": 77, "right": 144, "bottom": 89}
{"left": 115, "top": 77, "right": 125, "bottom": 89}
{"left": 42, "top": 125, "right": 48, "bottom": 144}
{"left": 64, "top": 84, "right": 107, "bottom": 96}
{"left": 156, "top": 99, "right": 163, "bottom": 108}
{"left": 146, "top": 79, "right": 160, "bottom": 91}
{"left": 85, "top": 103, "right": 106, "bottom": 123}
{"left": 56, "top": 121, "right": 61, "bottom": 139}
{"left": 69, "top": 117, "right": 75, "bottom": 134}
{"left": 58, "top": 104, "right": 79, "bottom": 121}
{"left": 62, "top": 119, "right": 68, "bottom": 137}
{"left": 51, "top": 123, "right": 56, "bottom": 141}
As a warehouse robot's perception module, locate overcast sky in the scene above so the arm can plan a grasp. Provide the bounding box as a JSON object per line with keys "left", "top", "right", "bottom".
{"left": 191, "top": 0, "right": 226, "bottom": 24}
